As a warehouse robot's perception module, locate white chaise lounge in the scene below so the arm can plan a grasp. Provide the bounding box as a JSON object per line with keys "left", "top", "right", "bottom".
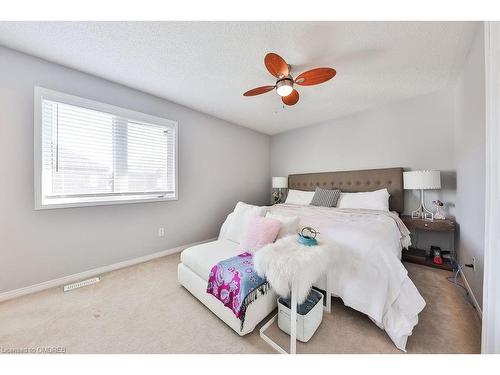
{"left": 177, "top": 213, "right": 277, "bottom": 335}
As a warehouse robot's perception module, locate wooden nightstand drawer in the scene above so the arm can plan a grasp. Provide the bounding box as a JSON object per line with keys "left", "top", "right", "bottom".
{"left": 401, "top": 216, "right": 455, "bottom": 231}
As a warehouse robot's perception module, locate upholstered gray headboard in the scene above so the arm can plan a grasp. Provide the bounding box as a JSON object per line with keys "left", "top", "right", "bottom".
{"left": 288, "top": 167, "right": 404, "bottom": 213}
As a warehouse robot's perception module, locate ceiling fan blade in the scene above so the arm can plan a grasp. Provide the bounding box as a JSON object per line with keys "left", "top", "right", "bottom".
{"left": 282, "top": 89, "right": 299, "bottom": 106}
{"left": 264, "top": 53, "right": 289, "bottom": 78}
{"left": 295, "top": 67, "right": 336, "bottom": 86}
{"left": 243, "top": 85, "right": 276, "bottom": 96}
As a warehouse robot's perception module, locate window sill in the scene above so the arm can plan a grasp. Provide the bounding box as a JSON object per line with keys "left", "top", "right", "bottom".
{"left": 34, "top": 195, "right": 178, "bottom": 210}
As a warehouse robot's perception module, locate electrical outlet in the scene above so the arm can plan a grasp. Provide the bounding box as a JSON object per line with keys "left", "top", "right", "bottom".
{"left": 472, "top": 257, "right": 476, "bottom": 271}
{"left": 158, "top": 227, "right": 165, "bottom": 237}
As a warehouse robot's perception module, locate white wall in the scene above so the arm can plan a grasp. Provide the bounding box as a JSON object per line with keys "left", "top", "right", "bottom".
{"left": 0, "top": 46, "right": 271, "bottom": 293}
{"left": 453, "top": 25, "right": 486, "bottom": 308}
{"left": 271, "top": 89, "right": 457, "bottom": 217}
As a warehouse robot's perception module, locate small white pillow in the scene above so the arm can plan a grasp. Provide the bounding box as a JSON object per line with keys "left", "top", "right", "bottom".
{"left": 284, "top": 189, "right": 315, "bottom": 205}
{"left": 336, "top": 188, "right": 390, "bottom": 211}
{"left": 225, "top": 202, "right": 268, "bottom": 243}
{"left": 265, "top": 212, "right": 300, "bottom": 239}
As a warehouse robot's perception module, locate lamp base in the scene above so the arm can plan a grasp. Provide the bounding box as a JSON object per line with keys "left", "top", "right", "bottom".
{"left": 411, "top": 205, "right": 434, "bottom": 221}
{"left": 411, "top": 189, "right": 434, "bottom": 221}
{"left": 272, "top": 188, "right": 285, "bottom": 204}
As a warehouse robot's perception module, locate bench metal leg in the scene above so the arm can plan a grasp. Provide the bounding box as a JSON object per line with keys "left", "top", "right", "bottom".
{"left": 324, "top": 272, "right": 332, "bottom": 313}
{"left": 259, "top": 283, "right": 299, "bottom": 355}
{"left": 259, "top": 313, "right": 288, "bottom": 354}
{"left": 290, "top": 283, "right": 297, "bottom": 354}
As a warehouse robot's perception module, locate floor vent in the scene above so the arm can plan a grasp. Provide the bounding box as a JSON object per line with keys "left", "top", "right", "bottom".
{"left": 63, "top": 277, "right": 100, "bottom": 292}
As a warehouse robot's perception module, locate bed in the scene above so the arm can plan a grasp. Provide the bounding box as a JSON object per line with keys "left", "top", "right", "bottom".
{"left": 177, "top": 167, "right": 426, "bottom": 351}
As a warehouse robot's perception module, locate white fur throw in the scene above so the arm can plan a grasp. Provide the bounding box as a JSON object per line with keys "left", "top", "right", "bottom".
{"left": 253, "top": 235, "right": 332, "bottom": 304}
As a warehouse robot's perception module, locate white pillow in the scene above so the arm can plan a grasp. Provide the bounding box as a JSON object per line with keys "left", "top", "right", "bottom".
{"left": 225, "top": 202, "right": 268, "bottom": 243}
{"left": 336, "top": 188, "right": 390, "bottom": 211}
{"left": 284, "top": 189, "right": 315, "bottom": 205}
{"left": 265, "top": 212, "right": 300, "bottom": 239}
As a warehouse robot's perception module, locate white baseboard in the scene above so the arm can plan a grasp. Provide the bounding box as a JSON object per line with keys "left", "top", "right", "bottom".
{"left": 459, "top": 268, "right": 483, "bottom": 319}
{"left": 0, "top": 237, "right": 216, "bottom": 303}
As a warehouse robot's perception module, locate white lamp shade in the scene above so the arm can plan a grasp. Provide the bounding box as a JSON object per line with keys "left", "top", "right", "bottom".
{"left": 272, "top": 176, "right": 288, "bottom": 189}
{"left": 403, "top": 170, "right": 441, "bottom": 190}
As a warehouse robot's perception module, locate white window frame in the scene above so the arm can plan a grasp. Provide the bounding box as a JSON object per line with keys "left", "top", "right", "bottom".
{"left": 34, "top": 87, "right": 178, "bottom": 210}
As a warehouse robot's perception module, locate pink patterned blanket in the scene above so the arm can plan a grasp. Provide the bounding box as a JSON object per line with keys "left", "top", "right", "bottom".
{"left": 206, "top": 252, "right": 269, "bottom": 330}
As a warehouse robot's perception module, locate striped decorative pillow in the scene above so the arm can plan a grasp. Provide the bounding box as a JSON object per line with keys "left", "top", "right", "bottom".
{"left": 310, "top": 187, "right": 341, "bottom": 207}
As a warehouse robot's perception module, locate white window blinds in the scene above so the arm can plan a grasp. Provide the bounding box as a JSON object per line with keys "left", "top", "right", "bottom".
{"left": 35, "top": 88, "right": 177, "bottom": 209}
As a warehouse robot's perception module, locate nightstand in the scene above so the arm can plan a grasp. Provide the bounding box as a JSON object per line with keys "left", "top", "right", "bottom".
{"left": 401, "top": 215, "right": 456, "bottom": 271}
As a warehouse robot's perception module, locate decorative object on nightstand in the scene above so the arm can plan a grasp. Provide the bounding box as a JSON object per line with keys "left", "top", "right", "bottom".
{"left": 272, "top": 176, "right": 288, "bottom": 204}
{"left": 433, "top": 199, "right": 446, "bottom": 220}
{"left": 401, "top": 215, "right": 455, "bottom": 271}
{"left": 403, "top": 170, "right": 441, "bottom": 221}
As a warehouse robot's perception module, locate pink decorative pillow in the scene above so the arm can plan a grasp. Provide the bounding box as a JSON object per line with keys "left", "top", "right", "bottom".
{"left": 240, "top": 215, "right": 281, "bottom": 253}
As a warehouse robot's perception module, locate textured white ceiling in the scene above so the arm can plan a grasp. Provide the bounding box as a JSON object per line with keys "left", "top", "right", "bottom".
{"left": 0, "top": 22, "right": 478, "bottom": 135}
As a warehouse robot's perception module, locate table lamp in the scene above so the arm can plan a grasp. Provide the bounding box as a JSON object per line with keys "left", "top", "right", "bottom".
{"left": 272, "top": 177, "right": 288, "bottom": 204}
{"left": 403, "top": 170, "right": 441, "bottom": 221}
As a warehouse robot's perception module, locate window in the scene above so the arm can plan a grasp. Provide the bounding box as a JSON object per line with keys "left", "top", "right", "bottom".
{"left": 34, "top": 87, "right": 178, "bottom": 209}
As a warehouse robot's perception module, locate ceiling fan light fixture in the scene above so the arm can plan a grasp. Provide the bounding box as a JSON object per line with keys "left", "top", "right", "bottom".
{"left": 276, "top": 78, "right": 294, "bottom": 97}
{"left": 243, "top": 52, "right": 336, "bottom": 106}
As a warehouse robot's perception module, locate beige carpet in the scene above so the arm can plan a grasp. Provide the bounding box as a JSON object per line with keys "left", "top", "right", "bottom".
{"left": 0, "top": 253, "right": 481, "bottom": 354}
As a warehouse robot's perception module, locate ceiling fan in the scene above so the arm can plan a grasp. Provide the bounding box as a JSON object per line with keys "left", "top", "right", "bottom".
{"left": 243, "top": 53, "right": 336, "bottom": 106}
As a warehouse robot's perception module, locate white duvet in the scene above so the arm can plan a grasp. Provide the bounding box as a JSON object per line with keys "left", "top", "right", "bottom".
{"left": 265, "top": 204, "right": 426, "bottom": 351}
